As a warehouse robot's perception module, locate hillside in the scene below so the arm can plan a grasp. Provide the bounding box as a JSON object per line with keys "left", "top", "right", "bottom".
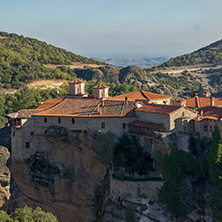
{"left": 159, "top": 39, "right": 222, "bottom": 68}
{"left": 148, "top": 39, "right": 222, "bottom": 96}
{"left": 0, "top": 32, "right": 105, "bottom": 89}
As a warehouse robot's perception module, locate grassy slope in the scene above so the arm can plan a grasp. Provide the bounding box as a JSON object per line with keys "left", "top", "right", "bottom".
{"left": 0, "top": 32, "right": 105, "bottom": 89}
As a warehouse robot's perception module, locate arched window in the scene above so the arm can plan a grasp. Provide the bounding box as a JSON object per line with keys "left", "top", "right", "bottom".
{"left": 122, "top": 123, "right": 126, "bottom": 129}
{"left": 44, "top": 117, "right": 47, "bottom": 123}
{"left": 204, "top": 125, "right": 208, "bottom": 132}
{"left": 72, "top": 118, "right": 75, "bottom": 124}
{"left": 101, "top": 122, "right": 105, "bottom": 129}
{"left": 58, "top": 117, "right": 61, "bottom": 123}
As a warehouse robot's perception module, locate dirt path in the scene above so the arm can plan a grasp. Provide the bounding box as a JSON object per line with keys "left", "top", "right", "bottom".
{"left": 0, "top": 80, "right": 67, "bottom": 94}
{"left": 44, "top": 63, "right": 104, "bottom": 69}
{"left": 161, "top": 65, "right": 222, "bottom": 74}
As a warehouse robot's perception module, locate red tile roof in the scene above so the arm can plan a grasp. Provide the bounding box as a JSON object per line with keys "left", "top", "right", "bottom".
{"left": 34, "top": 98, "right": 136, "bottom": 117}
{"left": 135, "top": 104, "right": 183, "bottom": 115}
{"left": 37, "top": 98, "right": 64, "bottom": 110}
{"left": 198, "top": 106, "right": 222, "bottom": 120}
{"left": 7, "top": 109, "right": 43, "bottom": 119}
{"left": 108, "top": 90, "right": 170, "bottom": 102}
{"left": 68, "top": 79, "right": 85, "bottom": 84}
{"left": 186, "top": 96, "right": 222, "bottom": 108}
{"left": 93, "top": 84, "right": 110, "bottom": 89}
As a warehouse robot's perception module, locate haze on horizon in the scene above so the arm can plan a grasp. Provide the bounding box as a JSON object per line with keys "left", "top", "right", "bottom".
{"left": 1, "top": 0, "right": 222, "bottom": 59}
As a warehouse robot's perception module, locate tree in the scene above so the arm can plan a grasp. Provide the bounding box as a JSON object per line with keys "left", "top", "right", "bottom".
{"left": 208, "top": 125, "right": 222, "bottom": 220}
{"left": 0, "top": 205, "right": 58, "bottom": 222}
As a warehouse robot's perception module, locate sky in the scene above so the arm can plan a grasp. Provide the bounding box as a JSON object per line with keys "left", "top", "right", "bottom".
{"left": 1, "top": 0, "right": 222, "bottom": 59}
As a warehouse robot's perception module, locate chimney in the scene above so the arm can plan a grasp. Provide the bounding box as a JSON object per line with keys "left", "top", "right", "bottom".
{"left": 211, "top": 97, "right": 215, "bottom": 106}
{"left": 204, "top": 91, "right": 210, "bottom": 97}
{"left": 124, "top": 96, "right": 128, "bottom": 105}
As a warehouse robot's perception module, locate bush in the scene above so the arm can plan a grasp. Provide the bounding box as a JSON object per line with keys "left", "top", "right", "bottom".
{"left": 0, "top": 206, "right": 58, "bottom": 222}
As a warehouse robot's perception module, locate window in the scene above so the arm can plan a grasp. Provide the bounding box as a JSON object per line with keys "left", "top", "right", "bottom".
{"left": 44, "top": 117, "right": 47, "bottom": 123}
{"left": 72, "top": 118, "right": 75, "bottom": 124}
{"left": 58, "top": 117, "right": 61, "bottom": 123}
{"left": 182, "top": 112, "right": 185, "bottom": 117}
{"left": 13, "top": 131, "right": 15, "bottom": 136}
{"left": 25, "top": 142, "right": 30, "bottom": 149}
{"left": 101, "top": 122, "right": 105, "bottom": 129}
{"left": 122, "top": 123, "right": 126, "bottom": 129}
{"left": 210, "top": 126, "right": 212, "bottom": 132}
{"left": 204, "top": 125, "right": 208, "bottom": 132}
{"left": 31, "top": 131, "right": 33, "bottom": 136}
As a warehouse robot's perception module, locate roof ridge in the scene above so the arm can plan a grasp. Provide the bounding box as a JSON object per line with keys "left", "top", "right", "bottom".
{"left": 140, "top": 90, "right": 150, "bottom": 100}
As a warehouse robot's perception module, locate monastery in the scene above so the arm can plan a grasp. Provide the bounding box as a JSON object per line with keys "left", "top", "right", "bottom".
{"left": 7, "top": 79, "right": 222, "bottom": 158}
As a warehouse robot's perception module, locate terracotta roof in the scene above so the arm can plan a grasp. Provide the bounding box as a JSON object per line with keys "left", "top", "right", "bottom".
{"left": 93, "top": 84, "right": 110, "bottom": 89}
{"left": 33, "top": 98, "right": 136, "bottom": 117}
{"left": 186, "top": 96, "right": 222, "bottom": 108}
{"left": 7, "top": 109, "right": 43, "bottom": 119}
{"left": 68, "top": 79, "right": 85, "bottom": 84}
{"left": 37, "top": 98, "right": 64, "bottom": 110}
{"left": 198, "top": 106, "right": 222, "bottom": 120}
{"left": 128, "top": 121, "right": 163, "bottom": 129}
{"left": 135, "top": 104, "right": 183, "bottom": 115}
{"left": 108, "top": 90, "right": 170, "bottom": 102}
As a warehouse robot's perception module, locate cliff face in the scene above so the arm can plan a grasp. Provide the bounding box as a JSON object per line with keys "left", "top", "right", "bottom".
{"left": 9, "top": 128, "right": 108, "bottom": 222}
{"left": 0, "top": 146, "right": 11, "bottom": 208}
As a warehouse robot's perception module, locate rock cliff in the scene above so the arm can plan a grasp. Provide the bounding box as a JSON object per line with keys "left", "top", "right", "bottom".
{"left": 0, "top": 146, "right": 11, "bottom": 208}
{"left": 8, "top": 127, "right": 109, "bottom": 222}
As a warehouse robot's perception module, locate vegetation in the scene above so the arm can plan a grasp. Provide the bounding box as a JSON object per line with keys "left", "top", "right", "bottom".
{"left": 113, "top": 134, "right": 152, "bottom": 176}
{"left": 0, "top": 205, "right": 58, "bottom": 222}
{"left": 0, "top": 32, "right": 105, "bottom": 89}
{"left": 208, "top": 125, "right": 222, "bottom": 221}
{"left": 159, "top": 39, "right": 222, "bottom": 67}
{"left": 153, "top": 71, "right": 200, "bottom": 96}
{"left": 157, "top": 148, "right": 199, "bottom": 217}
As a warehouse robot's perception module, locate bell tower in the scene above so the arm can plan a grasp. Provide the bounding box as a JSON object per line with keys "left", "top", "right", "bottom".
{"left": 67, "top": 79, "right": 88, "bottom": 98}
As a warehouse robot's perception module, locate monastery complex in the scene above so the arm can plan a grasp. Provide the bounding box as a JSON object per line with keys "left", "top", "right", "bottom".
{"left": 7, "top": 79, "right": 222, "bottom": 159}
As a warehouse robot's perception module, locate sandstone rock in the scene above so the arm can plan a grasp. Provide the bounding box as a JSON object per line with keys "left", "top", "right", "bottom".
{"left": 0, "top": 146, "right": 11, "bottom": 208}
{"left": 9, "top": 130, "right": 108, "bottom": 222}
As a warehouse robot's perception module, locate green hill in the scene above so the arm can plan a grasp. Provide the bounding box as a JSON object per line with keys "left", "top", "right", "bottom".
{"left": 0, "top": 32, "right": 105, "bottom": 89}
{"left": 159, "top": 39, "right": 222, "bottom": 68}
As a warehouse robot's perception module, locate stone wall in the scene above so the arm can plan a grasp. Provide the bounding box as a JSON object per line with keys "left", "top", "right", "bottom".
{"left": 110, "top": 179, "right": 164, "bottom": 200}
{"left": 195, "top": 118, "right": 222, "bottom": 138}
{"left": 138, "top": 112, "right": 170, "bottom": 131}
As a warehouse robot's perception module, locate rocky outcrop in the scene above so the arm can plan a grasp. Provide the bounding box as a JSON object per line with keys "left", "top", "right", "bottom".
{"left": 0, "top": 146, "right": 11, "bottom": 208}
{"left": 119, "top": 65, "right": 157, "bottom": 88}
{"left": 8, "top": 128, "right": 108, "bottom": 222}
{"left": 75, "top": 65, "right": 157, "bottom": 88}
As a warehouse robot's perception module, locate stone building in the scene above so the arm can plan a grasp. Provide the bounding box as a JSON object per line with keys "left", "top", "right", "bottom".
{"left": 7, "top": 79, "right": 200, "bottom": 160}
{"left": 194, "top": 106, "right": 222, "bottom": 138}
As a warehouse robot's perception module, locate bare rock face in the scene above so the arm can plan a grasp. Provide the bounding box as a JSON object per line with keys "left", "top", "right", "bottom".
{"left": 0, "top": 146, "right": 11, "bottom": 208}
{"left": 9, "top": 128, "right": 108, "bottom": 222}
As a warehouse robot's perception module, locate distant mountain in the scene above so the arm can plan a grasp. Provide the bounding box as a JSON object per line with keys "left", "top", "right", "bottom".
{"left": 91, "top": 57, "right": 169, "bottom": 68}
{"left": 159, "top": 39, "right": 222, "bottom": 68}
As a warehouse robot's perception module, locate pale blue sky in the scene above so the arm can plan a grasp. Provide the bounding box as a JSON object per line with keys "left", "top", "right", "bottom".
{"left": 1, "top": 0, "right": 222, "bottom": 58}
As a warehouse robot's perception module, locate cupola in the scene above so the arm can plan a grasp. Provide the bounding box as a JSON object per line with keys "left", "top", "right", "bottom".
{"left": 93, "top": 84, "right": 110, "bottom": 99}
{"left": 67, "top": 79, "right": 88, "bottom": 98}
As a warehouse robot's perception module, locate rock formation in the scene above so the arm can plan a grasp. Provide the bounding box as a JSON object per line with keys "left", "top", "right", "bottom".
{"left": 0, "top": 146, "right": 11, "bottom": 208}
{"left": 8, "top": 127, "right": 108, "bottom": 222}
